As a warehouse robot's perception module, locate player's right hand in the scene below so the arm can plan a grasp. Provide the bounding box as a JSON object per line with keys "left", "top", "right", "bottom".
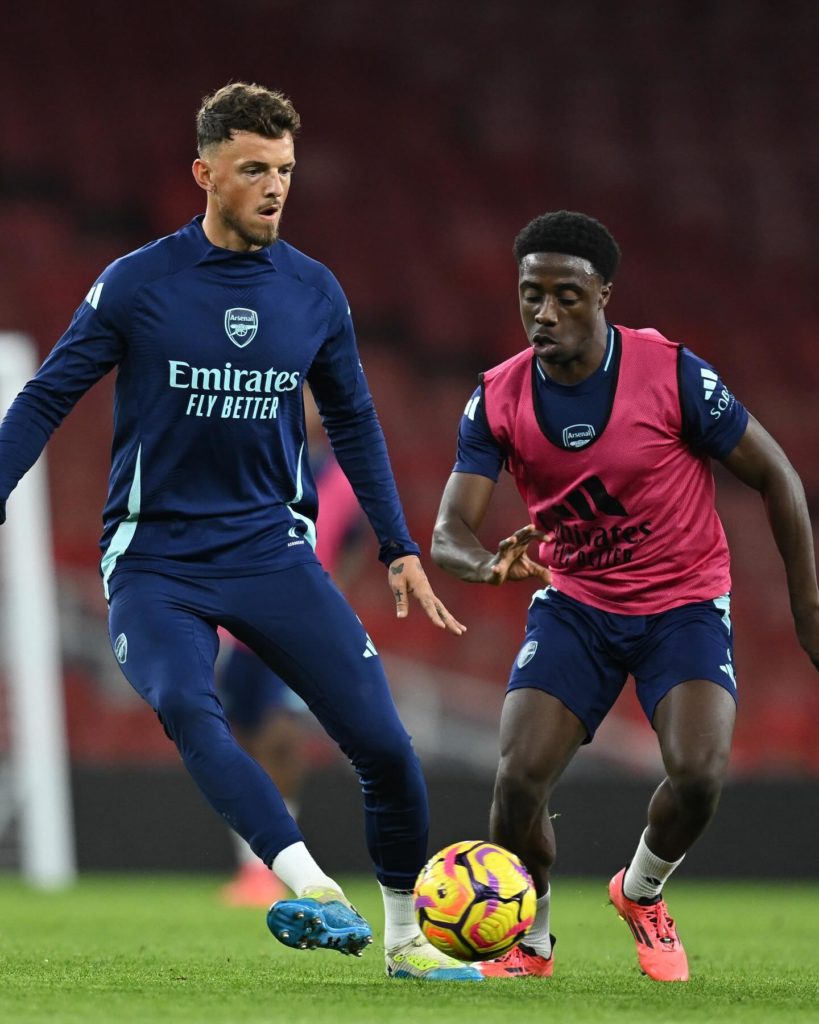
{"left": 486, "top": 524, "right": 552, "bottom": 586}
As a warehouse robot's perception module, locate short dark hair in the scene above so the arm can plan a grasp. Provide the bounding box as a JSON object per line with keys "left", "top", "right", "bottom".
{"left": 196, "top": 82, "right": 301, "bottom": 154}
{"left": 514, "top": 211, "right": 620, "bottom": 282}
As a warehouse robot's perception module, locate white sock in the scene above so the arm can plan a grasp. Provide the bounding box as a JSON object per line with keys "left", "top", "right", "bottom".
{"left": 521, "top": 888, "right": 552, "bottom": 957}
{"left": 380, "top": 884, "right": 421, "bottom": 951}
{"left": 623, "top": 829, "right": 685, "bottom": 902}
{"left": 271, "top": 841, "right": 339, "bottom": 896}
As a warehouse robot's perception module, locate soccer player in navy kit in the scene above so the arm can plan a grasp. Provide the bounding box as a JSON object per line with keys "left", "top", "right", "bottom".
{"left": 219, "top": 388, "right": 367, "bottom": 908}
{"left": 432, "top": 212, "right": 819, "bottom": 981}
{"left": 0, "top": 82, "right": 482, "bottom": 982}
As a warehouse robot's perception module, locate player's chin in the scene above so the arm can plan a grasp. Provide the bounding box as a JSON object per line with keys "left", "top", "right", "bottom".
{"left": 247, "top": 221, "right": 279, "bottom": 247}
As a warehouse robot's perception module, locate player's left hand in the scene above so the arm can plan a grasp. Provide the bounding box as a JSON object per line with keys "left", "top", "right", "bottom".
{"left": 388, "top": 555, "right": 467, "bottom": 635}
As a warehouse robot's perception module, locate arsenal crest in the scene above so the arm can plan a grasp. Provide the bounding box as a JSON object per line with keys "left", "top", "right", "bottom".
{"left": 516, "top": 640, "right": 538, "bottom": 669}
{"left": 224, "top": 308, "right": 259, "bottom": 347}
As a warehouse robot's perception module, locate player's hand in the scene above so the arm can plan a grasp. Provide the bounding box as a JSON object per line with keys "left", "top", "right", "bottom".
{"left": 485, "top": 524, "right": 552, "bottom": 586}
{"left": 388, "top": 554, "right": 467, "bottom": 635}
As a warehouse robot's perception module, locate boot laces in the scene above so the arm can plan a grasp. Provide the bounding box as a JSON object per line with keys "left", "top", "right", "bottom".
{"left": 646, "top": 901, "right": 676, "bottom": 945}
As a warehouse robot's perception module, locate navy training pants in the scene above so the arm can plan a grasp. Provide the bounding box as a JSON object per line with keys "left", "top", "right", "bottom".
{"left": 107, "top": 562, "right": 429, "bottom": 888}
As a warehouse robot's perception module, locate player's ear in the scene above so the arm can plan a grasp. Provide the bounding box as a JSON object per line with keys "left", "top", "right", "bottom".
{"left": 192, "top": 158, "right": 214, "bottom": 193}
{"left": 599, "top": 282, "right": 613, "bottom": 309}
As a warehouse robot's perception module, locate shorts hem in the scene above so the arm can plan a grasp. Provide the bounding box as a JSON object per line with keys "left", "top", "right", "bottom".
{"left": 506, "top": 681, "right": 596, "bottom": 743}
{"left": 641, "top": 672, "right": 738, "bottom": 725}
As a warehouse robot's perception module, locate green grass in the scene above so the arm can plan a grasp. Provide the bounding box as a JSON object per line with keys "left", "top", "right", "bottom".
{"left": 1, "top": 875, "right": 818, "bottom": 1024}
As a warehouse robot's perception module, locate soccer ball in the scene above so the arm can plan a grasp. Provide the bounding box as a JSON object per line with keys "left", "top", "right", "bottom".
{"left": 413, "top": 840, "right": 536, "bottom": 961}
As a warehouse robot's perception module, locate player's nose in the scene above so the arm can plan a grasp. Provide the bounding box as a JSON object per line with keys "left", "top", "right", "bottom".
{"left": 264, "top": 173, "right": 285, "bottom": 196}
{"left": 534, "top": 298, "right": 559, "bottom": 324}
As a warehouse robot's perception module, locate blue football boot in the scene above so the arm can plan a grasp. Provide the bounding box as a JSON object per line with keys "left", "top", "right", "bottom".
{"left": 266, "top": 886, "right": 373, "bottom": 957}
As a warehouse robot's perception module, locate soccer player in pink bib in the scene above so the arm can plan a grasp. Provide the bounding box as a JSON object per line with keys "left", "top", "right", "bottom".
{"left": 432, "top": 211, "right": 819, "bottom": 981}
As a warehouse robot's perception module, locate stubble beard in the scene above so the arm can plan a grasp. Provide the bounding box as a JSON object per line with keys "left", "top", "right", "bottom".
{"left": 220, "top": 203, "right": 281, "bottom": 250}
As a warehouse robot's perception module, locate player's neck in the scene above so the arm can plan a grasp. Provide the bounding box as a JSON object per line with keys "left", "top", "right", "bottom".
{"left": 200, "top": 210, "right": 263, "bottom": 253}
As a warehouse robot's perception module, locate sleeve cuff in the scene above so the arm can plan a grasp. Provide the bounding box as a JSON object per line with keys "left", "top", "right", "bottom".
{"left": 378, "top": 539, "right": 421, "bottom": 566}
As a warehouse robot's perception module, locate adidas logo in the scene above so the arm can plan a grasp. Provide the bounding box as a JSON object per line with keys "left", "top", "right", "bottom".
{"left": 719, "top": 648, "right": 736, "bottom": 687}
{"left": 700, "top": 367, "right": 718, "bottom": 400}
{"left": 85, "top": 281, "right": 104, "bottom": 310}
{"left": 363, "top": 635, "right": 378, "bottom": 659}
{"left": 463, "top": 394, "right": 481, "bottom": 421}
{"left": 553, "top": 475, "right": 627, "bottom": 522}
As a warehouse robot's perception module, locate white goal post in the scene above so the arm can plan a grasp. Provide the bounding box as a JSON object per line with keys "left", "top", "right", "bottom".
{"left": 0, "top": 332, "right": 76, "bottom": 886}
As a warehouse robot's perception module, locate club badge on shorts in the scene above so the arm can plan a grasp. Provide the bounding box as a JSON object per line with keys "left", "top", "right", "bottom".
{"left": 516, "top": 639, "right": 538, "bottom": 669}
{"left": 114, "top": 633, "right": 128, "bottom": 664}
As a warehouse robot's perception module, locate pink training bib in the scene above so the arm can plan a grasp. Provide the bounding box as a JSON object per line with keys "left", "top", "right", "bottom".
{"left": 482, "top": 326, "right": 731, "bottom": 614}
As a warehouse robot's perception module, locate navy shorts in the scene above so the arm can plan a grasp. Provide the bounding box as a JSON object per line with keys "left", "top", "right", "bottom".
{"left": 508, "top": 587, "right": 738, "bottom": 740}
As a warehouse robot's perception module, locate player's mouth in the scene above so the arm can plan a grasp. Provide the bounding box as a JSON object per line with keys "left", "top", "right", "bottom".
{"left": 532, "top": 332, "right": 559, "bottom": 355}
{"left": 258, "top": 205, "right": 281, "bottom": 221}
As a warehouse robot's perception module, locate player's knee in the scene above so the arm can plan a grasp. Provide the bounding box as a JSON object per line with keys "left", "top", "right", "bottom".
{"left": 353, "top": 728, "right": 418, "bottom": 778}
{"left": 153, "top": 684, "right": 220, "bottom": 742}
{"left": 666, "top": 751, "right": 728, "bottom": 817}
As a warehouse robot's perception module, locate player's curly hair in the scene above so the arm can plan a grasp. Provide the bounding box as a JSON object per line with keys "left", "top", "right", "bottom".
{"left": 514, "top": 211, "right": 620, "bottom": 282}
{"left": 196, "top": 82, "right": 301, "bottom": 154}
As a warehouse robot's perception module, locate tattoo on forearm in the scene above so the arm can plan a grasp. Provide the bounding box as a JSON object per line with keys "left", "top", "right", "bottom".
{"left": 390, "top": 563, "right": 405, "bottom": 575}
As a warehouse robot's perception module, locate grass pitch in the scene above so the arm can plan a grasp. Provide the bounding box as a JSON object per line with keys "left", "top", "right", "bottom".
{"left": 1, "top": 875, "right": 818, "bottom": 1024}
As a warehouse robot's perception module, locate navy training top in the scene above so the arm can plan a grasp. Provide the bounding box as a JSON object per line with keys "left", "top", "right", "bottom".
{"left": 0, "top": 217, "right": 419, "bottom": 593}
